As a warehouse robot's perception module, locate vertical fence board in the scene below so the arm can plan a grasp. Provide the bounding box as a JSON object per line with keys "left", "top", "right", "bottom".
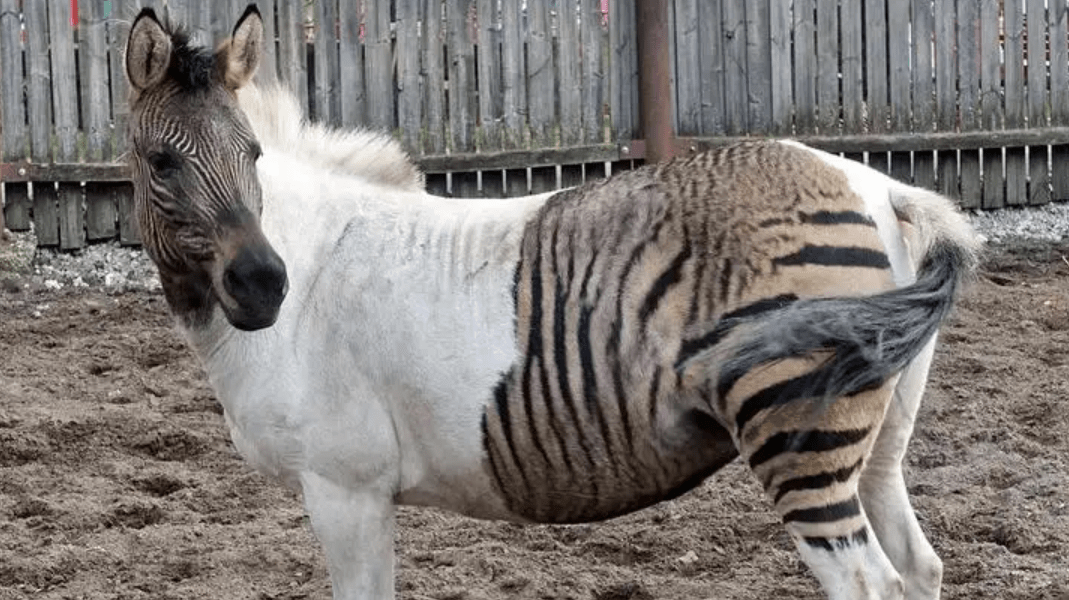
{"left": 887, "top": 0, "right": 911, "bottom": 182}
{"left": 582, "top": 0, "right": 607, "bottom": 143}
{"left": 475, "top": 0, "right": 502, "bottom": 151}
{"left": 339, "top": 0, "right": 367, "bottom": 128}
{"left": 699, "top": 0, "right": 726, "bottom": 135}
{"left": 366, "top": 0, "right": 395, "bottom": 131}
{"left": 398, "top": 0, "right": 423, "bottom": 153}
{"left": 3, "top": 0, "right": 30, "bottom": 231}
{"left": 768, "top": 0, "right": 792, "bottom": 135}
{"left": 48, "top": 0, "right": 81, "bottom": 248}
{"left": 610, "top": 0, "right": 637, "bottom": 141}
{"left": 981, "top": 0, "right": 1005, "bottom": 208}
{"left": 721, "top": 0, "right": 748, "bottom": 135}
{"left": 1026, "top": 0, "right": 1050, "bottom": 206}
{"left": 675, "top": 0, "right": 701, "bottom": 135}
{"left": 841, "top": 0, "right": 864, "bottom": 134}
{"left": 449, "top": 0, "right": 478, "bottom": 154}
{"left": 424, "top": 0, "right": 447, "bottom": 153}
{"left": 815, "top": 0, "right": 838, "bottom": 134}
{"left": 744, "top": 1, "right": 771, "bottom": 133}
{"left": 259, "top": 0, "right": 278, "bottom": 83}
{"left": 1051, "top": 0, "right": 1069, "bottom": 201}
{"left": 935, "top": 0, "right": 958, "bottom": 199}
{"left": 912, "top": 0, "right": 935, "bottom": 190}
{"left": 792, "top": 0, "right": 816, "bottom": 134}
{"left": 276, "top": 0, "right": 309, "bottom": 112}
{"left": 526, "top": 2, "right": 555, "bottom": 147}
{"left": 312, "top": 0, "right": 339, "bottom": 124}
{"left": 957, "top": 0, "right": 982, "bottom": 208}
{"left": 864, "top": 0, "right": 889, "bottom": 135}
{"left": 559, "top": 1, "right": 582, "bottom": 147}
{"left": 1004, "top": 1, "right": 1027, "bottom": 205}
{"left": 81, "top": 1, "right": 117, "bottom": 241}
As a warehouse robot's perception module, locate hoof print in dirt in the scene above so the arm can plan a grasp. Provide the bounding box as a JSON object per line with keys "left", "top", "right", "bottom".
{"left": 107, "top": 500, "right": 165, "bottom": 529}
{"left": 130, "top": 428, "right": 208, "bottom": 461}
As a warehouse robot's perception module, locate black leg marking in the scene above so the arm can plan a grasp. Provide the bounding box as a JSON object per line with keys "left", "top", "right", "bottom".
{"left": 783, "top": 497, "right": 862, "bottom": 524}
{"left": 749, "top": 428, "right": 872, "bottom": 469}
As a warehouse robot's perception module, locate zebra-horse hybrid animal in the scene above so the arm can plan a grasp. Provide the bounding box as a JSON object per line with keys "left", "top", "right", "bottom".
{"left": 124, "top": 5, "right": 979, "bottom": 599}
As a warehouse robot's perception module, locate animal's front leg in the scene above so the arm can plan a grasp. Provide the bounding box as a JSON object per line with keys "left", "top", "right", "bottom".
{"left": 300, "top": 471, "right": 396, "bottom": 600}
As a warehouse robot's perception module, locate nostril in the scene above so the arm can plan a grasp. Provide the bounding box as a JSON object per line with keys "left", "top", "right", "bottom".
{"left": 223, "top": 248, "right": 288, "bottom": 304}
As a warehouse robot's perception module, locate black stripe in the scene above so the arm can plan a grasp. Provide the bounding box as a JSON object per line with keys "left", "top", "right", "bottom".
{"left": 773, "top": 456, "right": 866, "bottom": 503}
{"left": 675, "top": 294, "right": 799, "bottom": 370}
{"left": 783, "top": 497, "right": 861, "bottom": 524}
{"left": 774, "top": 246, "right": 891, "bottom": 269}
{"left": 749, "top": 427, "right": 872, "bottom": 470}
{"left": 801, "top": 211, "right": 876, "bottom": 227}
{"left": 481, "top": 412, "right": 507, "bottom": 492}
{"left": 551, "top": 275, "right": 580, "bottom": 476}
{"left": 639, "top": 245, "right": 693, "bottom": 324}
{"left": 803, "top": 527, "right": 870, "bottom": 551}
{"left": 490, "top": 374, "right": 529, "bottom": 491}
{"left": 521, "top": 235, "right": 554, "bottom": 472}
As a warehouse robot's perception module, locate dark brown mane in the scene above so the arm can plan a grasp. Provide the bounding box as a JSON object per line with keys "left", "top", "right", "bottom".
{"left": 162, "top": 19, "right": 217, "bottom": 91}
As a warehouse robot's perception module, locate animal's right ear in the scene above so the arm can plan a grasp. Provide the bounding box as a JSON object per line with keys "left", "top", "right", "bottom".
{"left": 126, "top": 8, "right": 173, "bottom": 93}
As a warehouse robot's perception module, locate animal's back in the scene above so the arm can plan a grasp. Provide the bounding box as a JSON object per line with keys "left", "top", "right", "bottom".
{"left": 483, "top": 141, "right": 898, "bottom": 522}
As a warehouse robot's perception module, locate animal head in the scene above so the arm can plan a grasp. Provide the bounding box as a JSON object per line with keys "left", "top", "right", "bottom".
{"left": 124, "top": 4, "right": 287, "bottom": 331}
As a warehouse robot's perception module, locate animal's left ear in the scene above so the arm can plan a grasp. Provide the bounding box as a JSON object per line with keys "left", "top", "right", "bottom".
{"left": 220, "top": 4, "right": 263, "bottom": 90}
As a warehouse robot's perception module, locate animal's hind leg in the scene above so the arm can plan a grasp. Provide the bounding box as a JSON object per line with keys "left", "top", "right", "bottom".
{"left": 858, "top": 338, "right": 943, "bottom": 600}
{"left": 724, "top": 357, "right": 906, "bottom": 599}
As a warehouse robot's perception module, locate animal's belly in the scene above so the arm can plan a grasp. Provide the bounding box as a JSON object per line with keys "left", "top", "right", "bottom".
{"left": 482, "top": 400, "right": 740, "bottom": 523}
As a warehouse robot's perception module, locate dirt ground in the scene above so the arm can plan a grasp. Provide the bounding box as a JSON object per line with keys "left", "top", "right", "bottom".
{"left": 1, "top": 239, "right": 1068, "bottom": 600}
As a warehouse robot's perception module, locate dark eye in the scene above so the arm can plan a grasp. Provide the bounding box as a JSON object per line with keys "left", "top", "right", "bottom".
{"left": 250, "top": 143, "right": 263, "bottom": 161}
{"left": 148, "top": 151, "right": 180, "bottom": 178}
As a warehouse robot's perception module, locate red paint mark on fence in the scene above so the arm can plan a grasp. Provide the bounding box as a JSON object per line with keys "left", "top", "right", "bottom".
{"left": 71, "top": 0, "right": 78, "bottom": 27}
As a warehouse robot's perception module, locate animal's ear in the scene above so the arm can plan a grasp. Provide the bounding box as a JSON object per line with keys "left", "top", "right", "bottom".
{"left": 126, "top": 8, "right": 173, "bottom": 93}
{"left": 220, "top": 4, "right": 264, "bottom": 90}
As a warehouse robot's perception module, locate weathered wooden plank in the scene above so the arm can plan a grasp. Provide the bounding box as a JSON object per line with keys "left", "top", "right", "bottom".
{"left": 981, "top": 0, "right": 1005, "bottom": 208}
{"left": 85, "top": 183, "right": 118, "bottom": 242}
{"left": 958, "top": 0, "right": 982, "bottom": 208}
{"left": 816, "top": 0, "right": 839, "bottom": 134}
{"left": 935, "top": 0, "right": 958, "bottom": 198}
{"left": 312, "top": 0, "right": 339, "bottom": 124}
{"left": 366, "top": 0, "right": 395, "bottom": 131}
{"left": 452, "top": 171, "right": 479, "bottom": 198}
{"left": 1004, "top": 1, "right": 1027, "bottom": 205}
{"left": 80, "top": 0, "right": 110, "bottom": 162}
{"left": 33, "top": 183, "right": 60, "bottom": 246}
{"left": 768, "top": 0, "right": 792, "bottom": 135}
{"left": 1050, "top": 0, "right": 1069, "bottom": 200}
{"left": 558, "top": 0, "right": 582, "bottom": 147}
{"left": 3, "top": 184, "right": 31, "bottom": 232}
{"left": 258, "top": 0, "right": 278, "bottom": 82}
{"left": 864, "top": 0, "right": 889, "bottom": 134}
{"left": 674, "top": 0, "right": 701, "bottom": 135}
{"left": 792, "top": 0, "right": 817, "bottom": 134}
{"left": 116, "top": 182, "right": 140, "bottom": 246}
{"left": 530, "top": 166, "right": 557, "bottom": 194}
{"left": 721, "top": 0, "right": 748, "bottom": 135}
{"left": 49, "top": 0, "right": 78, "bottom": 162}
{"left": 1027, "top": 0, "right": 1050, "bottom": 205}
{"left": 448, "top": 0, "right": 478, "bottom": 152}
{"left": 481, "top": 169, "right": 505, "bottom": 198}
{"left": 25, "top": 0, "right": 52, "bottom": 162}
{"left": 58, "top": 183, "right": 84, "bottom": 250}
{"left": 840, "top": 0, "right": 863, "bottom": 134}
{"left": 561, "top": 164, "right": 583, "bottom": 189}
{"left": 912, "top": 0, "right": 935, "bottom": 190}
{"left": 276, "top": 0, "right": 309, "bottom": 112}
{"left": 581, "top": 0, "right": 608, "bottom": 143}
{"left": 1, "top": 0, "right": 27, "bottom": 162}
{"left": 425, "top": 0, "right": 448, "bottom": 153}
{"left": 744, "top": 0, "right": 772, "bottom": 133}
{"left": 397, "top": 0, "right": 423, "bottom": 154}
{"left": 698, "top": 0, "right": 725, "bottom": 135}
{"left": 888, "top": 0, "right": 912, "bottom": 184}
{"left": 610, "top": 0, "right": 637, "bottom": 141}
{"left": 526, "top": 1, "right": 555, "bottom": 147}
{"left": 338, "top": 0, "right": 366, "bottom": 128}
{"left": 505, "top": 168, "right": 528, "bottom": 197}
{"left": 474, "top": 0, "right": 502, "bottom": 151}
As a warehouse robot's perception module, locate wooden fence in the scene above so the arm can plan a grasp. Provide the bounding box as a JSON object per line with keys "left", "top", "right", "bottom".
{"left": 3, "top": 0, "right": 1069, "bottom": 249}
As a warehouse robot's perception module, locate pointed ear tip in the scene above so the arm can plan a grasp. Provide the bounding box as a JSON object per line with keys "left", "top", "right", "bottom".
{"left": 134, "top": 7, "right": 159, "bottom": 23}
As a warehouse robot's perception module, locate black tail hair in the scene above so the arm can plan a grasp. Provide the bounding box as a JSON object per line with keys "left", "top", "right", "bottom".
{"left": 709, "top": 240, "right": 973, "bottom": 431}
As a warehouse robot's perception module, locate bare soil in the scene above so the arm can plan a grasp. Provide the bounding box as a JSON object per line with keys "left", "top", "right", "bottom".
{"left": 1, "top": 240, "right": 1067, "bottom": 600}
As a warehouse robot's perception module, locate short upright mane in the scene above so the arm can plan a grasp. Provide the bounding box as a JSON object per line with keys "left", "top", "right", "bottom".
{"left": 237, "top": 84, "right": 425, "bottom": 192}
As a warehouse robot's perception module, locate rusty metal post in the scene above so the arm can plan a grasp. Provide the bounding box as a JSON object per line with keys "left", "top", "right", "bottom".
{"left": 635, "top": 0, "right": 676, "bottom": 164}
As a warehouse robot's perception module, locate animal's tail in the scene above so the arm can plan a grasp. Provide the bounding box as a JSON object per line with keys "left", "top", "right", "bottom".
{"left": 712, "top": 185, "right": 981, "bottom": 416}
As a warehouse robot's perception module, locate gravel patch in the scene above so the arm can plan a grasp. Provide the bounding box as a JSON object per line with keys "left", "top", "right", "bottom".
{"left": 2, "top": 201, "right": 1069, "bottom": 291}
